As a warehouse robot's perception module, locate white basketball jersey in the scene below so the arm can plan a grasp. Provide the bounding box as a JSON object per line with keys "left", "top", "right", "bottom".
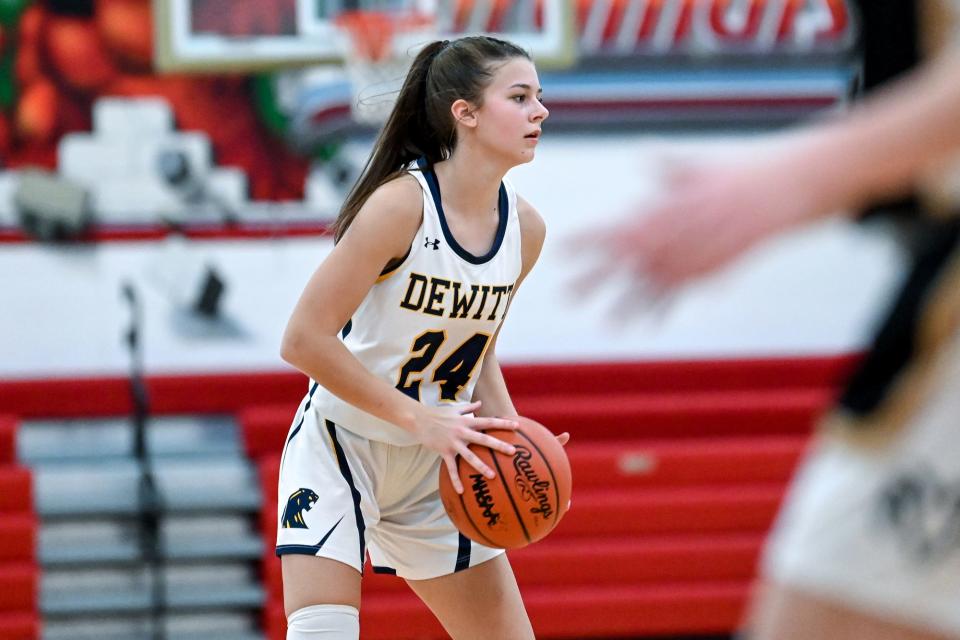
{"left": 310, "top": 159, "right": 523, "bottom": 445}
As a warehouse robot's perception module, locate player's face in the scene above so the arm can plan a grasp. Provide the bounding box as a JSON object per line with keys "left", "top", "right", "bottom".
{"left": 474, "top": 57, "right": 548, "bottom": 165}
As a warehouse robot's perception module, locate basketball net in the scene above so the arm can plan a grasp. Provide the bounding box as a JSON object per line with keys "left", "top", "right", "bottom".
{"left": 336, "top": 10, "right": 435, "bottom": 127}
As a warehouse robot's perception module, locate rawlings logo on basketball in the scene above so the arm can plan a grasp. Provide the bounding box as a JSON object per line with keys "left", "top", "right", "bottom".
{"left": 512, "top": 446, "right": 554, "bottom": 519}
{"left": 470, "top": 473, "right": 501, "bottom": 527}
{"left": 282, "top": 488, "right": 319, "bottom": 529}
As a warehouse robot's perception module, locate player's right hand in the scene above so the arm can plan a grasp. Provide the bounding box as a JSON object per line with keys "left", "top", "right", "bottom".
{"left": 569, "top": 135, "right": 829, "bottom": 296}
{"left": 412, "top": 401, "right": 519, "bottom": 494}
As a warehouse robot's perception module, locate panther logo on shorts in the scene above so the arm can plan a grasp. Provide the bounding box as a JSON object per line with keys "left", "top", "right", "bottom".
{"left": 282, "top": 488, "right": 320, "bottom": 529}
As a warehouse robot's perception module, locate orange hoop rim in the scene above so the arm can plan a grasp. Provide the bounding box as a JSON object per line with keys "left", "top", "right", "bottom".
{"left": 335, "top": 10, "right": 434, "bottom": 62}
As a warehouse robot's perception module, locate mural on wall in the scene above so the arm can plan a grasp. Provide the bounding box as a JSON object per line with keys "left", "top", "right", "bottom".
{"left": 0, "top": 0, "right": 310, "bottom": 200}
{"left": 0, "top": 0, "right": 860, "bottom": 204}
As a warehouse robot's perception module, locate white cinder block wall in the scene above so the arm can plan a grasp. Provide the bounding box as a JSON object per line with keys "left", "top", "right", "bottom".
{"left": 57, "top": 97, "right": 249, "bottom": 223}
{"left": 0, "top": 171, "right": 19, "bottom": 227}
{"left": 0, "top": 133, "right": 909, "bottom": 377}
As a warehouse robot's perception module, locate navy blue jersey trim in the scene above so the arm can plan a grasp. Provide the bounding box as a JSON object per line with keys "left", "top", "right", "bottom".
{"left": 276, "top": 544, "right": 329, "bottom": 556}
{"left": 454, "top": 533, "right": 472, "bottom": 572}
{"left": 839, "top": 217, "right": 960, "bottom": 417}
{"left": 279, "top": 382, "right": 320, "bottom": 471}
{"left": 417, "top": 157, "right": 508, "bottom": 265}
{"left": 372, "top": 565, "right": 398, "bottom": 575}
{"left": 287, "top": 382, "right": 319, "bottom": 445}
{"left": 274, "top": 515, "right": 344, "bottom": 557}
{"left": 379, "top": 245, "right": 412, "bottom": 278}
{"left": 316, "top": 515, "right": 344, "bottom": 547}
{"left": 341, "top": 319, "right": 352, "bottom": 340}
{"left": 326, "top": 420, "right": 367, "bottom": 568}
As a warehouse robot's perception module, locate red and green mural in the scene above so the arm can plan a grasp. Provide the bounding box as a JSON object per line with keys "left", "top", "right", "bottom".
{"left": 0, "top": 0, "right": 309, "bottom": 200}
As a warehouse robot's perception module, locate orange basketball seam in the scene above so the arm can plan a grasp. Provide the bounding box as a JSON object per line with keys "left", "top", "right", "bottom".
{"left": 516, "top": 429, "right": 562, "bottom": 527}
{"left": 487, "top": 439, "right": 532, "bottom": 544}
{"left": 454, "top": 453, "right": 502, "bottom": 549}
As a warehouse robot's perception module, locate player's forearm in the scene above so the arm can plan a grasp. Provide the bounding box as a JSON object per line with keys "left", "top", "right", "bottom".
{"left": 795, "top": 49, "right": 960, "bottom": 215}
{"left": 281, "top": 332, "right": 422, "bottom": 432}
{"left": 472, "top": 352, "right": 518, "bottom": 418}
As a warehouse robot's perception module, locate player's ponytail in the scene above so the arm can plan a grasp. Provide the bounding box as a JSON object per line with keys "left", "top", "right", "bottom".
{"left": 333, "top": 35, "right": 530, "bottom": 242}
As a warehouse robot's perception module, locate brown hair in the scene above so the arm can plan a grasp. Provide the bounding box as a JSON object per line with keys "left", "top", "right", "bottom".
{"left": 332, "top": 35, "right": 530, "bottom": 242}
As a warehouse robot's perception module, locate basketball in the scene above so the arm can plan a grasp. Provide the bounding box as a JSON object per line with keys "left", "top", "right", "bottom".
{"left": 439, "top": 416, "right": 572, "bottom": 549}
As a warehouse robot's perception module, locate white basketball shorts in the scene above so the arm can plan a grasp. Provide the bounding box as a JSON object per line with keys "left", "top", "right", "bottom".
{"left": 275, "top": 385, "right": 504, "bottom": 580}
{"left": 762, "top": 339, "right": 960, "bottom": 637}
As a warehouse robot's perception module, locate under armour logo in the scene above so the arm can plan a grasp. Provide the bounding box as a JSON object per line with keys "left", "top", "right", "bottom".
{"left": 425, "top": 237, "right": 440, "bottom": 250}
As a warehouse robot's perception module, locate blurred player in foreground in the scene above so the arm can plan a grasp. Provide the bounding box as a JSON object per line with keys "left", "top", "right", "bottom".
{"left": 578, "top": 47, "right": 960, "bottom": 640}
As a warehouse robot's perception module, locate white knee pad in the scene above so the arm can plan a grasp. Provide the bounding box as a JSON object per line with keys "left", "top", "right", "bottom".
{"left": 286, "top": 604, "right": 360, "bottom": 639}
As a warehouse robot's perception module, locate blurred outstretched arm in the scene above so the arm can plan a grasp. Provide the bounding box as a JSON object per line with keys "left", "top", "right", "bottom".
{"left": 577, "top": 48, "right": 960, "bottom": 291}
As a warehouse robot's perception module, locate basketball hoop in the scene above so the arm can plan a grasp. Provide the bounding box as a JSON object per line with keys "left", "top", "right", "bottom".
{"left": 335, "top": 10, "right": 435, "bottom": 127}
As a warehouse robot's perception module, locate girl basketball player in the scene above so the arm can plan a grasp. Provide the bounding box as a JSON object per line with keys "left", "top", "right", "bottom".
{"left": 577, "top": 33, "right": 960, "bottom": 640}
{"left": 277, "top": 36, "right": 558, "bottom": 639}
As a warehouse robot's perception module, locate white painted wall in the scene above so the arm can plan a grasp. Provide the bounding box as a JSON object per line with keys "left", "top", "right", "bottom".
{"left": 0, "top": 133, "right": 907, "bottom": 378}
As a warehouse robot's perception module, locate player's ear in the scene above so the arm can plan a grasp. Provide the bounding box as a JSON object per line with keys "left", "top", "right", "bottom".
{"left": 451, "top": 99, "right": 478, "bottom": 128}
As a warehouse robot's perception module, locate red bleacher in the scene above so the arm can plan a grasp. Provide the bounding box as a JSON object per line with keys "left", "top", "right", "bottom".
{"left": 0, "top": 416, "right": 39, "bottom": 640}
{"left": 243, "top": 390, "right": 828, "bottom": 447}
{"left": 265, "top": 580, "right": 750, "bottom": 640}
{"left": 0, "top": 417, "right": 16, "bottom": 468}
{"left": 242, "top": 356, "right": 847, "bottom": 639}
{"left": 0, "top": 613, "right": 39, "bottom": 640}
{"left": 0, "top": 466, "right": 33, "bottom": 513}
{"left": 0, "top": 356, "right": 851, "bottom": 639}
